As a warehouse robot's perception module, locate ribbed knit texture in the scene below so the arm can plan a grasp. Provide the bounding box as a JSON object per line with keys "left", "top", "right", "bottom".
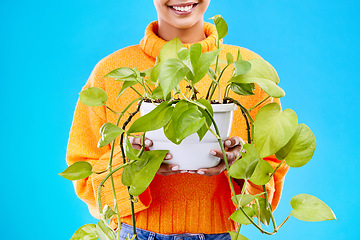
{"left": 66, "top": 21, "right": 289, "bottom": 234}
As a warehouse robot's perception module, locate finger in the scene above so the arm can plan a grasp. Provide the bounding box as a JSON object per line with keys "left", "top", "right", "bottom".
{"left": 164, "top": 153, "right": 172, "bottom": 161}
{"left": 129, "top": 136, "right": 153, "bottom": 147}
{"left": 226, "top": 145, "right": 243, "bottom": 164}
{"left": 210, "top": 147, "right": 242, "bottom": 165}
{"left": 224, "top": 136, "right": 245, "bottom": 148}
{"left": 210, "top": 149, "right": 233, "bottom": 160}
{"left": 132, "top": 145, "right": 141, "bottom": 151}
{"left": 196, "top": 161, "right": 226, "bottom": 177}
{"left": 157, "top": 164, "right": 184, "bottom": 176}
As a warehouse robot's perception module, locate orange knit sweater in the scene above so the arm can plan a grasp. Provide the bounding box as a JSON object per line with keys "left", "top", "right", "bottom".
{"left": 66, "top": 21, "right": 289, "bottom": 234}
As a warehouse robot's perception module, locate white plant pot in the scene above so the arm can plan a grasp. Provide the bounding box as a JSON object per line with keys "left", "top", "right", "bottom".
{"left": 140, "top": 102, "right": 237, "bottom": 170}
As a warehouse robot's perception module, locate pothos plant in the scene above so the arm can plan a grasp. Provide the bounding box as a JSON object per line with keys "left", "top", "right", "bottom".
{"left": 60, "top": 15, "right": 336, "bottom": 240}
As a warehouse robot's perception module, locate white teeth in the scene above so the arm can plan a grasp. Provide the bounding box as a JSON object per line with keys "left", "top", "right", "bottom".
{"left": 173, "top": 4, "right": 193, "bottom": 12}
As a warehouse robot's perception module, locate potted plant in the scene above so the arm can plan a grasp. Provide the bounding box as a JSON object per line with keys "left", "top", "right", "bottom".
{"left": 60, "top": 15, "right": 336, "bottom": 240}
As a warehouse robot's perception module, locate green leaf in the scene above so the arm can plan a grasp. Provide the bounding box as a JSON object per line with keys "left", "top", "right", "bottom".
{"left": 163, "top": 101, "right": 206, "bottom": 144}
{"left": 230, "top": 58, "right": 283, "bottom": 97}
{"left": 178, "top": 47, "right": 190, "bottom": 60}
{"left": 124, "top": 135, "right": 142, "bottom": 161}
{"left": 228, "top": 231, "right": 249, "bottom": 240}
{"left": 192, "top": 49, "right": 222, "bottom": 83}
{"left": 117, "top": 80, "right": 138, "bottom": 98}
{"left": 158, "top": 37, "right": 184, "bottom": 62}
{"left": 254, "top": 103, "right": 298, "bottom": 158}
{"left": 159, "top": 58, "right": 190, "bottom": 98}
{"left": 195, "top": 99, "right": 213, "bottom": 141}
{"left": 126, "top": 235, "right": 136, "bottom": 240}
{"left": 210, "top": 15, "right": 228, "bottom": 39}
{"left": 121, "top": 164, "right": 133, "bottom": 186}
{"left": 151, "top": 85, "right": 171, "bottom": 100}
{"left": 59, "top": 162, "right": 93, "bottom": 181}
{"left": 252, "top": 198, "right": 271, "bottom": 226}
{"left": 102, "top": 205, "right": 116, "bottom": 220}
{"left": 141, "top": 67, "right": 153, "bottom": 77}
{"left": 79, "top": 87, "right": 108, "bottom": 107}
{"left": 230, "top": 77, "right": 284, "bottom": 98}
{"left": 226, "top": 52, "right": 234, "bottom": 64}
{"left": 249, "top": 159, "right": 274, "bottom": 185}
{"left": 190, "top": 43, "right": 202, "bottom": 70}
{"left": 232, "top": 194, "right": 256, "bottom": 207}
{"left": 96, "top": 220, "right": 116, "bottom": 240}
{"left": 129, "top": 150, "right": 168, "bottom": 196}
{"left": 128, "top": 102, "right": 173, "bottom": 133}
{"left": 236, "top": 49, "right": 243, "bottom": 61}
{"left": 98, "top": 123, "right": 124, "bottom": 148}
{"left": 290, "top": 194, "right": 336, "bottom": 221}
{"left": 176, "top": 107, "right": 206, "bottom": 144}
{"left": 228, "top": 144, "right": 260, "bottom": 180}
{"left": 233, "top": 60, "right": 251, "bottom": 76}
{"left": 71, "top": 224, "right": 98, "bottom": 240}
{"left": 208, "top": 67, "right": 217, "bottom": 82}
{"left": 104, "top": 67, "right": 136, "bottom": 79}
{"left": 150, "top": 61, "right": 162, "bottom": 84}
{"left": 230, "top": 207, "right": 256, "bottom": 225}
{"left": 239, "top": 58, "right": 280, "bottom": 84}
{"left": 163, "top": 101, "right": 190, "bottom": 144}
{"left": 230, "top": 82, "right": 255, "bottom": 96}
{"left": 276, "top": 124, "right": 316, "bottom": 167}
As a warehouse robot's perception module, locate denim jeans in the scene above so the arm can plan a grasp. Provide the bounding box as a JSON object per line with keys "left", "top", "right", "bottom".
{"left": 119, "top": 223, "right": 231, "bottom": 240}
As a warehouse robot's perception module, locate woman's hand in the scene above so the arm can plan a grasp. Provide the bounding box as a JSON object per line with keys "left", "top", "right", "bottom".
{"left": 129, "top": 136, "right": 184, "bottom": 176}
{"left": 191, "top": 136, "right": 245, "bottom": 177}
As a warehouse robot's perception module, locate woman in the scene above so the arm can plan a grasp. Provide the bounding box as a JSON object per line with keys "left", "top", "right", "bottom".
{"left": 66, "top": 0, "right": 288, "bottom": 239}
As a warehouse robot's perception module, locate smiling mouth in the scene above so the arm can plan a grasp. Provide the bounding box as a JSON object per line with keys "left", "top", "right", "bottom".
{"left": 168, "top": 2, "right": 198, "bottom": 13}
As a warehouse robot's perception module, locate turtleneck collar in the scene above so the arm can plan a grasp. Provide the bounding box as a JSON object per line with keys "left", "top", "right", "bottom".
{"left": 140, "top": 21, "right": 219, "bottom": 59}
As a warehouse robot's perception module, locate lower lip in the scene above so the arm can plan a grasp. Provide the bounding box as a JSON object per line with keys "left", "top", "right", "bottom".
{"left": 169, "top": 4, "right": 197, "bottom": 15}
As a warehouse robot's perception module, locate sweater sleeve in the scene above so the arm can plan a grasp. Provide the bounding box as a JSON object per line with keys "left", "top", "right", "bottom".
{"left": 66, "top": 67, "right": 151, "bottom": 219}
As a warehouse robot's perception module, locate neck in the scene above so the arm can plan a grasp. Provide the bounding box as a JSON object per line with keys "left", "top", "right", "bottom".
{"left": 157, "top": 20, "right": 206, "bottom": 44}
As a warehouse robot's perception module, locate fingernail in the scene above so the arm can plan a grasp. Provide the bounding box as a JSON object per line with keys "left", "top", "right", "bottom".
{"left": 180, "top": 170, "right": 187, "bottom": 173}
{"left": 225, "top": 140, "right": 231, "bottom": 147}
{"left": 188, "top": 171, "right": 196, "bottom": 174}
{"left": 197, "top": 170, "right": 205, "bottom": 175}
{"left": 165, "top": 153, "right": 172, "bottom": 160}
{"left": 171, "top": 166, "right": 179, "bottom": 171}
{"left": 145, "top": 140, "right": 152, "bottom": 147}
{"left": 210, "top": 150, "right": 216, "bottom": 156}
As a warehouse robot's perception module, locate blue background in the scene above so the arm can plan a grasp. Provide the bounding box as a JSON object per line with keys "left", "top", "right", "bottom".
{"left": 1, "top": 0, "right": 358, "bottom": 239}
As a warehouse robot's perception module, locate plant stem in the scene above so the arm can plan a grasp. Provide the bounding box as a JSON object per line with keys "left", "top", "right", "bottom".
{"left": 238, "top": 180, "right": 247, "bottom": 207}
{"left": 208, "top": 63, "right": 231, "bottom": 100}
{"left": 130, "top": 86, "right": 143, "bottom": 98}
{"left": 248, "top": 95, "right": 270, "bottom": 112}
{"left": 194, "top": 100, "right": 277, "bottom": 236}
{"left": 223, "top": 97, "right": 253, "bottom": 143}
{"left": 205, "top": 82, "right": 214, "bottom": 100}
{"left": 262, "top": 185, "right": 277, "bottom": 231}
{"left": 276, "top": 213, "right": 292, "bottom": 231}
{"left": 119, "top": 100, "right": 143, "bottom": 240}
{"left": 136, "top": 133, "right": 146, "bottom": 158}
{"left": 97, "top": 161, "right": 135, "bottom": 212}
{"left": 255, "top": 198, "right": 262, "bottom": 229}
{"left": 105, "top": 99, "right": 140, "bottom": 237}
{"left": 224, "top": 84, "right": 231, "bottom": 99}
{"left": 238, "top": 207, "right": 275, "bottom": 235}
{"left": 240, "top": 108, "right": 251, "bottom": 144}
{"left": 269, "top": 159, "right": 285, "bottom": 179}
{"left": 234, "top": 224, "right": 242, "bottom": 240}
{"left": 104, "top": 104, "right": 120, "bottom": 115}
{"left": 223, "top": 97, "right": 254, "bottom": 124}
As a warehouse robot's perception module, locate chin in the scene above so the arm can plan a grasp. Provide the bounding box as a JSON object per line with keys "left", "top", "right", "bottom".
{"left": 171, "top": 18, "right": 202, "bottom": 29}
